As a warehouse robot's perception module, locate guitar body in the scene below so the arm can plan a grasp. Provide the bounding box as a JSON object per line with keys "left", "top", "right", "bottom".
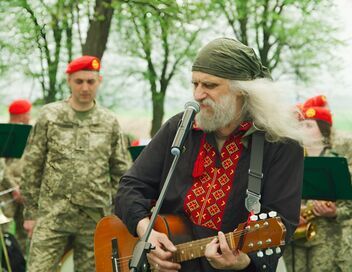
{"left": 94, "top": 214, "right": 191, "bottom": 272}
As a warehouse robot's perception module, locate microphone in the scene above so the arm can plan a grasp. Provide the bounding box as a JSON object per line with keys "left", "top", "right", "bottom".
{"left": 171, "top": 101, "right": 200, "bottom": 156}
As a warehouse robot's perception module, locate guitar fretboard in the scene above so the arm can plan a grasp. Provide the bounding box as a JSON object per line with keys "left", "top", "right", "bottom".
{"left": 172, "top": 232, "right": 235, "bottom": 262}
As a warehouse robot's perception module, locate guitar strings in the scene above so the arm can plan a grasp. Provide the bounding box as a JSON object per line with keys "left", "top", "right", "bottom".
{"left": 112, "top": 223, "right": 279, "bottom": 266}
{"left": 175, "top": 223, "right": 275, "bottom": 250}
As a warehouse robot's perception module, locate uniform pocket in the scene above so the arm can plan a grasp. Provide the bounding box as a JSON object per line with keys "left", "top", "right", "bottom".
{"left": 47, "top": 122, "right": 75, "bottom": 160}
{"left": 48, "top": 122, "right": 75, "bottom": 152}
{"left": 89, "top": 126, "right": 112, "bottom": 159}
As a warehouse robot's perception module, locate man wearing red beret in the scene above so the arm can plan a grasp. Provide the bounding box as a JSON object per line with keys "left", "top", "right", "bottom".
{"left": 20, "top": 56, "right": 131, "bottom": 271}
{"left": 8, "top": 99, "right": 32, "bottom": 123}
{"left": 284, "top": 98, "right": 352, "bottom": 272}
{"left": 0, "top": 99, "right": 32, "bottom": 254}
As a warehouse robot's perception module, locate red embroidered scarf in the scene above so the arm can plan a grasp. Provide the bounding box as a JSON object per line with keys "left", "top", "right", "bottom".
{"left": 183, "top": 122, "right": 252, "bottom": 230}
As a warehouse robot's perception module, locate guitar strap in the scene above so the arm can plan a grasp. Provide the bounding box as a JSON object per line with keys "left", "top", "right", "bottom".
{"left": 245, "top": 130, "right": 265, "bottom": 214}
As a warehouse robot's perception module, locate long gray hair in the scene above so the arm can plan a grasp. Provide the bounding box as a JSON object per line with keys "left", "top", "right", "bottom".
{"left": 230, "top": 78, "right": 308, "bottom": 144}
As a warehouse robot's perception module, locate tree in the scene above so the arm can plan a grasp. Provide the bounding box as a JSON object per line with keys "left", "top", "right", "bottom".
{"left": 0, "top": 0, "right": 116, "bottom": 104}
{"left": 82, "top": 0, "right": 114, "bottom": 59}
{"left": 19, "top": 0, "right": 76, "bottom": 103}
{"left": 114, "top": 1, "right": 207, "bottom": 136}
{"left": 213, "top": 0, "right": 341, "bottom": 81}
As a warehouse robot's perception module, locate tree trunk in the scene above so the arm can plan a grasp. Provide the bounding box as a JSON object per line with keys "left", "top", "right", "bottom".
{"left": 150, "top": 92, "right": 165, "bottom": 137}
{"left": 45, "top": 61, "right": 59, "bottom": 103}
{"left": 82, "top": 0, "right": 114, "bottom": 59}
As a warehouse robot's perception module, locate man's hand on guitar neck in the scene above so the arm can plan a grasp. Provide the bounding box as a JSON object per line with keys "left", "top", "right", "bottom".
{"left": 137, "top": 217, "right": 182, "bottom": 271}
{"left": 205, "top": 231, "right": 251, "bottom": 270}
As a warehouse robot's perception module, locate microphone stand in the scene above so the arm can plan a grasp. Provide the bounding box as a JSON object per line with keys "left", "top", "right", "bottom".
{"left": 129, "top": 152, "right": 181, "bottom": 272}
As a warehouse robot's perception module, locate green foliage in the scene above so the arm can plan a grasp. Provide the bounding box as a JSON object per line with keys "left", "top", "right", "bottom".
{"left": 0, "top": 1, "right": 32, "bottom": 75}
{"left": 0, "top": 0, "right": 346, "bottom": 135}
{"left": 212, "top": 0, "right": 342, "bottom": 82}
{"left": 0, "top": 0, "right": 97, "bottom": 104}
{"left": 113, "top": 0, "right": 208, "bottom": 135}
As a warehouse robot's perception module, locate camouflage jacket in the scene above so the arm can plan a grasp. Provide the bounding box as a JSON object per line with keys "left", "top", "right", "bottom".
{"left": 3, "top": 158, "right": 23, "bottom": 189}
{"left": 21, "top": 100, "right": 131, "bottom": 219}
{"left": 0, "top": 158, "right": 23, "bottom": 217}
{"left": 0, "top": 159, "right": 4, "bottom": 182}
{"left": 333, "top": 136, "right": 352, "bottom": 224}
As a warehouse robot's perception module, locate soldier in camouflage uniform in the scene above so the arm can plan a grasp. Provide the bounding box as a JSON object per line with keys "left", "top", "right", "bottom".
{"left": 20, "top": 56, "right": 132, "bottom": 272}
{"left": 0, "top": 99, "right": 32, "bottom": 253}
{"left": 284, "top": 100, "right": 352, "bottom": 272}
{"left": 333, "top": 135, "right": 352, "bottom": 272}
{"left": 0, "top": 159, "right": 4, "bottom": 186}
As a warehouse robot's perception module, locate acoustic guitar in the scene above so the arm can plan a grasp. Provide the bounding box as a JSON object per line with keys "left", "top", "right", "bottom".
{"left": 94, "top": 213, "right": 286, "bottom": 272}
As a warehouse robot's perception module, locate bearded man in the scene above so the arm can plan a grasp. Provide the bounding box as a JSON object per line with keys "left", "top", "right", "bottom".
{"left": 115, "top": 38, "right": 305, "bottom": 272}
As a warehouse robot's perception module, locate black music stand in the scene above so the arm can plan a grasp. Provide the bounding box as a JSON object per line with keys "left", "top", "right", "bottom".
{"left": 0, "top": 123, "right": 32, "bottom": 158}
{"left": 128, "top": 145, "right": 146, "bottom": 162}
{"left": 302, "top": 156, "right": 352, "bottom": 200}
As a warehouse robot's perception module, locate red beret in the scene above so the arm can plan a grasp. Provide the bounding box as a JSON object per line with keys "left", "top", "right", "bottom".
{"left": 303, "top": 95, "right": 328, "bottom": 108}
{"left": 8, "top": 99, "right": 32, "bottom": 115}
{"left": 66, "top": 56, "right": 100, "bottom": 74}
{"left": 303, "top": 106, "right": 332, "bottom": 126}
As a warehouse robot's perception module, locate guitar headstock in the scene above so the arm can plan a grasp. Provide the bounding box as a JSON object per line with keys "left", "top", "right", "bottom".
{"left": 234, "top": 213, "right": 286, "bottom": 257}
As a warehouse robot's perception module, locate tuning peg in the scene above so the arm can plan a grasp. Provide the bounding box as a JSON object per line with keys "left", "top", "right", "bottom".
{"left": 268, "top": 211, "right": 277, "bottom": 218}
{"left": 259, "top": 213, "right": 267, "bottom": 219}
{"left": 257, "top": 250, "right": 264, "bottom": 258}
{"left": 265, "top": 248, "right": 273, "bottom": 255}
{"left": 250, "top": 215, "right": 258, "bottom": 221}
{"left": 275, "top": 247, "right": 281, "bottom": 254}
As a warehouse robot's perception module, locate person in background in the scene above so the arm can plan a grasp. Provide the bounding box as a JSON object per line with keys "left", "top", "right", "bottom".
{"left": 0, "top": 160, "right": 4, "bottom": 189}
{"left": 1, "top": 99, "right": 32, "bottom": 253}
{"left": 116, "top": 37, "right": 305, "bottom": 271}
{"left": 284, "top": 96, "right": 352, "bottom": 272}
{"left": 333, "top": 137, "right": 352, "bottom": 271}
{"left": 329, "top": 99, "right": 352, "bottom": 271}
{"left": 20, "top": 56, "right": 131, "bottom": 271}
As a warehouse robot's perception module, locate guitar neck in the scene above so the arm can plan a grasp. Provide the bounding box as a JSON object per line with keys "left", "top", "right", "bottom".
{"left": 171, "top": 216, "right": 285, "bottom": 263}
{"left": 172, "top": 232, "right": 234, "bottom": 262}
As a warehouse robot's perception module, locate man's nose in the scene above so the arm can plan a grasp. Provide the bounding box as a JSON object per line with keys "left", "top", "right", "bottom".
{"left": 193, "top": 86, "right": 207, "bottom": 101}
{"left": 81, "top": 81, "right": 90, "bottom": 90}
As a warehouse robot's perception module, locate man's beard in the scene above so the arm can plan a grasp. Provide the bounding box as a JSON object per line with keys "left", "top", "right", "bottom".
{"left": 195, "top": 93, "right": 238, "bottom": 132}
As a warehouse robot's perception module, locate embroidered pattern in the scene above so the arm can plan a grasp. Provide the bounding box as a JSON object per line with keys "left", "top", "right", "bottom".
{"left": 184, "top": 122, "right": 251, "bottom": 230}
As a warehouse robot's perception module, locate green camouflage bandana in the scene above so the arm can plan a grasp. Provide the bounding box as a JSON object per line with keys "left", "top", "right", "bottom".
{"left": 192, "top": 38, "right": 271, "bottom": 80}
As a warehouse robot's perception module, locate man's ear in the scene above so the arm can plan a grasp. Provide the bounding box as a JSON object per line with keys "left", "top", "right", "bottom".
{"left": 98, "top": 74, "right": 103, "bottom": 83}
{"left": 66, "top": 75, "right": 72, "bottom": 93}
